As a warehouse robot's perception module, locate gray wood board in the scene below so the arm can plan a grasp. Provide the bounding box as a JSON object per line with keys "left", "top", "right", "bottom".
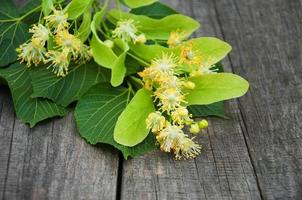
{"left": 0, "top": 87, "right": 120, "bottom": 200}
{"left": 214, "top": 0, "right": 302, "bottom": 199}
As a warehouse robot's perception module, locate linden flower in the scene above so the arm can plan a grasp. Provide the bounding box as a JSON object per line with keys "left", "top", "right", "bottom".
{"left": 159, "top": 75, "right": 183, "bottom": 91}
{"left": 29, "top": 24, "right": 50, "bottom": 45}
{"left": 155, "top": 87, "right": 186, "bottom": 112}
{"left": 152, "top": 53, "right": 177, "bottom": 75}
{"left": 167, "top": 29, "right": 188, "bottom": 47}
{"left": 175, "top": 137, "right": 202, "bottom": 160}
{"left": 138, "top": 67, "right": 157, "bottom": 89}
{"left": 44, "top": 9, "right": 69, "bottom": 32}
{"left": 156, "top": 124, "right": 186, "bottom": 152}
{"left": 17, "top": 38, "right": 47, "bottom": 67}
{"left": 55, "top": 29, "right": 82, "bottom": 57}
{"left": 180, "top": 43, "right": 203, "bottom": 66}
{"left": 139, "top": 53, "right": 177, "bottom": 87}
{"left": 146, "top": 111, "right": 167, "bottom": 133}
{"left": 77, "top": 44, "right": 92, "bottom": 62}
{"left": 135, "top": 33, "right": 147, "bottom": 44}
{"left": 46, "top": 49, "right": 70, "bottom": 77}
{"left": 113, "top": 19, "right": 138, "bottom": 42}
{"left": 171, "top": 107, "right": 192, "bottom": 125}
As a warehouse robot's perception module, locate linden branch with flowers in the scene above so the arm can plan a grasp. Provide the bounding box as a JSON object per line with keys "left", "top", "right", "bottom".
{"left": 0, "top": 0, "right": 249, "bottom": 159}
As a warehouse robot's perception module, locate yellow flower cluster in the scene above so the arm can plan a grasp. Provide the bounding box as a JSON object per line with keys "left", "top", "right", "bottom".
{"left": 140, "top": 51, "right": 209, "bottom": 160}
{"left": 112, "top": 19, "right": 146, "bottom": 44}
{"left": 139, "top": 29, "right": 222, "bottom": 159}
{"left": 17, "top": 8, "right": 91, "bottom": 77}
{"left": 167, "top": 29, "right": 188, "bottom": 47}
{"left": 169, "top": 30, "right": 218, "bottom": 76}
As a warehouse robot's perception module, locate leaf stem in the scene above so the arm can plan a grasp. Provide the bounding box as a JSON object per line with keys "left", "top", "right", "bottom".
{"left": 127, "top": 52, "right": 150, "bottom": 67}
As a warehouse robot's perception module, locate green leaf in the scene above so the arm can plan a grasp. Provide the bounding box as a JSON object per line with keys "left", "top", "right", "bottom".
{"left": 29, "top": 61, "right": 111, "bottom": 107}
{"left": 129, "top": 43, "right": 170, "bottom": 63}
{"left": 111, "top": 51, "right": 128, "bottom": 87}
{"left": 0, "top": 63, "right": 67, "bottom": 127}
{"left": 188, "top": 102, "right": 226, "bottom": 118}
{"left": 130, "top": 2, "right": 178, "bottom": 19}
{"left": 76, "top": 9, "right": 92, "bottom": 42}
{"left": 90, "top": 6, "right": 116, "bottom": 68}
{"left": 125, "top": 55, "right": 142, "bottom": 75}
{"left": 75, "top": 84, "right": 157, "bottom": 158}
{"left": 111, "top": 39, "right": 129, "bottom": 87}
{"left": 114, "top": 88, "right": 155, "bottom": 147}
{"left": 122, "top": 0, "right": 158, "bottom": 8}
{"left": 91, "top": 6, "right": 129, "bottom": 87}
{"left": 65, "top": 0, "right": 93, "bottom": 20}
{"left": 186, "top": 73, "right": 249, "bottom": 105}
{"left": 42, "top": 0, "right": 53, "bottom": 16}
{"left": 0, "top": 1, "right": 31, "bottom": 67}
{"left": 108, "top": 9, "right": 200, "bottom": 40}
{"left": 91, "top": 35, "right": 117, "bottom": 68}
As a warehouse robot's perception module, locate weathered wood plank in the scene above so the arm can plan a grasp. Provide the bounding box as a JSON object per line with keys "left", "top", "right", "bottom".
{"left": 0, "top": 87, "right": 119, "bottom": 200}
{"left": 120, "top": 1, "right": 262, "bottom": 199}
{"left": 0, "top": 87, "right": 16, "bottom": 199}
{"left": 214, "top": 0, "right": 302, "bottom": 199}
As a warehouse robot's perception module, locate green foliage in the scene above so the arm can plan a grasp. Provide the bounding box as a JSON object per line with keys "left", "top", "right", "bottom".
{"left": 114, "top": 88, "right": 155, "bottom": 147}
{"left": 122, "top": 0, "right": 158, "bottom": 8}
{"left": 91, "top": 35, "right": 117, "bottom": 68}
{"left": 0, "top": 63, "right": 67, "bottom": 127}
{"left": 110, "top": 39, "right": 129, "bottom": 87}
{"left": 65, "top": 0, "right": 93, "bottom": 20}
{"left": 74, "top": 84, "right": 156, "bottom": 158}
{"left": 91, "top": 3, "right": 128, "bottom": 87}
{"left": 108, "top": 9, "right": 200, "bottom": 40}
{"left": 29, "top": 61, "right": 111, "bottom": 107}
{"left": 129, "top": 43, "right": 170, "bottom": 63}
{"left": 188, "top": 102, "right": 226, "bottom": 118}
{"left": 186, "top": 73, "right": 249, "bottom": 105}
{"left": 130, "top": 2, "right": 178, "bottom": 19}
{"left": 0, "top": 1, "right": 33, "bottom": 67}
{"left": 42, "top": 0, "right": 53, "bottom": 16}
{"left": 76, "top": 9, "right": 92, "bottom": 42}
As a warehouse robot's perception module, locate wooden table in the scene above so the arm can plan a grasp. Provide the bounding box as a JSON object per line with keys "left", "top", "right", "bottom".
{"left": 1, "top": 0, "right": 301, "bottom": 199}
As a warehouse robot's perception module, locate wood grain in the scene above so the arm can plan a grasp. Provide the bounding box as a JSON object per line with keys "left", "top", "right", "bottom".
{"left": 120, "top": 1, "right": 262, "bottom": 199}
{"left": 214, "top": 0, "right": 302, "bottom": 199}
{"left": 0, "top": 87, "right": 119, "bottom": 200}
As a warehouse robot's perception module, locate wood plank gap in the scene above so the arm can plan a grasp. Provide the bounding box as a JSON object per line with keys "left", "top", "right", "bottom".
{"left": 116, "top": 153, "right": 124, "bottom": 200}
{"left": 212, "top": 0, "right": 265, "bottom": 199}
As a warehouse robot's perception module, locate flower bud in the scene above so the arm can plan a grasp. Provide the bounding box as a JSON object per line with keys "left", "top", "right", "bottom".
{"left": 190, "top": 123, "right": 200, "bottom": 134}
{"left": 198, "top": 119, "right": 208, "bottom": 129}
{"left": 183, "top": 81, "right": 195, "bottom": 90}
{"left": 135, "top": 34, "right": 146, "bottom": 44}
{"left": 104, "top": 40, "right": 114, "bottom": 49}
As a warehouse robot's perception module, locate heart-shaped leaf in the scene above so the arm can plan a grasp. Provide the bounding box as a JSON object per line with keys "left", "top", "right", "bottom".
{"left": 114, "top": 88, "right": 155, "bottom": 147}
{"left": 0, "top": 1, "right": 31, "bottom": 67}
{"left": 29, "top": 61, "right": 111, "bottom": 107}
{"left": 75, "top": 84, "right": 156, "bottom": 158}
{"left": 186, "top": 73, "right": 249, "bottom": 105}
{"left": 0, "top": 63, "right": 67, "bottom": 127}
